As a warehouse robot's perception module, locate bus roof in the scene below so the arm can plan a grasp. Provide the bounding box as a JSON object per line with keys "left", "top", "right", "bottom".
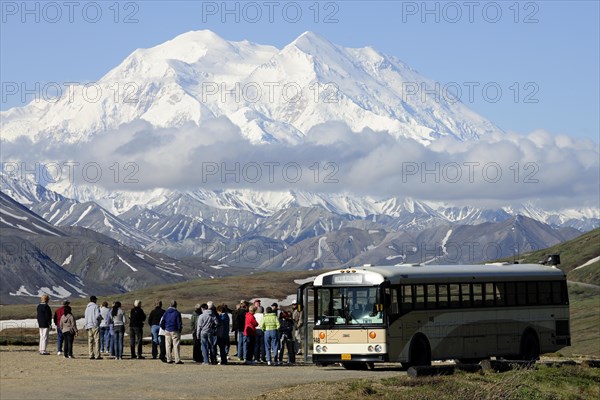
{"left": 313, "top": 263, "right": 566, "bottom": 286}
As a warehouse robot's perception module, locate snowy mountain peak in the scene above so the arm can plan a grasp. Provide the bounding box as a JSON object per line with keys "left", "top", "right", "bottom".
{"left": 1, "top": 29, "right": 503, "bottom": 145}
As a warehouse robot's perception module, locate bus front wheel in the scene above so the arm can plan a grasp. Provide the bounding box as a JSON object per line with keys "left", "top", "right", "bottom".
{"left": 520, "top": 330, "right": 540, "bottom": 361}
{"left": 408, "top": 335, "right": 431, "bottom": 367}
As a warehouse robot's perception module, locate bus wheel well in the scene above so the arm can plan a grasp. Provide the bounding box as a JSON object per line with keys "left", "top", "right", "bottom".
{"left": 520, "top": 328, "right": 540, "bottom": 361}
{"left": 408, "top": 333, "right": 432, "bottom": 367}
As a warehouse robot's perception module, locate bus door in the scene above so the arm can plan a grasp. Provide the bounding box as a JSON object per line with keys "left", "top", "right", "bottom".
{"left": 297, "top": 281, "right": 315, "bottom": 363}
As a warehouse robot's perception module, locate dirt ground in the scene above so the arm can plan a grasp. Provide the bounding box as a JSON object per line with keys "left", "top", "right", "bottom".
{"left": 0, "top": 344, "right": 405, "bottom": 400}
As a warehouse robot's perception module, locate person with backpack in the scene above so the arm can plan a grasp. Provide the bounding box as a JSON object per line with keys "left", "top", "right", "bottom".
{"left": 53, "top": 300, "right": 69, "bottom": 356}
{"left": 278, "top": 311, "right": 295, "bottom": 364}
{"left": 59, "top": 305, "right": 77, "bottom": 359}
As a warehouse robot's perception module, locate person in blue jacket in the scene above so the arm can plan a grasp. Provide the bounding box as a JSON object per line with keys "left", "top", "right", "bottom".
{"left": 160, "top": 300, "right": 183, "bottom": 364}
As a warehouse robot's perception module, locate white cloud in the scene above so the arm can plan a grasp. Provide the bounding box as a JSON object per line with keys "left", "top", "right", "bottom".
{"left": 1, "top": 120, "right": 598, "bottom": 210}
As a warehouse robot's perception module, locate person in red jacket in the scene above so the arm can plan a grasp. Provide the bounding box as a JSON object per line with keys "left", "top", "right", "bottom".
{"left": 53, "top": 300, "right": 70, "bottom": 356}
{"left": 244, "top": 305, "right": 258, "bottom": 365}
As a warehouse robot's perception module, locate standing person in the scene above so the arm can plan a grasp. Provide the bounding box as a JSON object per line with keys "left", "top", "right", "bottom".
{"left": 244, "top": 305, "right": 258, "bottom": 365}
{"left": 158, "top": 321, "right": 167, "bottom": 363}
{"left": 196, "top": 303, "right": 216, "bottom": 365}
{"left": 278, "top": 311, "right": 295, "bottom": 364}
{"left": 292, "top": 300, "right": 304, "bottom": 356}
{"left": 53, "top": 300, "right": 69, "bottom": 356}
{"left": 231, "top": 303, "right": 240, "bottom": 357}
{"left": 36, "top": 294, "right": 52, "bottom": 355}
{"left": 147, "top": 299, "right": 165, "bottom": 360}
{"left": 109, "top": 301, "right": 126, "bottom": 360}
{"left": 216, "top": 305, "right": 230, "bottom": 364}
{"left": 208, "top": 301, "right": 220, "bottom": 364}
{"left": 235, "top": 301, "right": 248, "bottom": 361}
{"left": 99, "top": 301, "right": 111, "bottom": 355}
{"left": 271, "top": 302, "right": 281, "bottom": 318}
{"left": 190, "top": 304, "right": 202, "bottom": 363}
{"left": 160, "top": 300, "right": 183, "bottom": 364}
{"left": 59, "top": 305, "right": 77, "bottom": 359}
{"left": 254, "top": 306, "right": 266, "bottom": 363}
{"left": 129, "top": 299, "right": 146, "bottom": 359}
{"left": 84, "top": 295, "right": 102, "bottom": 360}
{"left": 261, "top": 306, "right": 280, "bottom": 366}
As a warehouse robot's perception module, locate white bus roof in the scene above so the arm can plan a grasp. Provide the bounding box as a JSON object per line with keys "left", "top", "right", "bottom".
{"left": 313, "top": 264, "right": 566, "bottom": 286}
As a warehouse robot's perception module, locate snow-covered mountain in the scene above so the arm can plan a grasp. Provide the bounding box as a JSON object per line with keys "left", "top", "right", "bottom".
{"left": 1, "top": 30, "right": 502, "bottom": 145}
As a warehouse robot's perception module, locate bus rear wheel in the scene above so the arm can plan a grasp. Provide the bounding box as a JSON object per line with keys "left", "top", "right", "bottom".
{"left": 520, "top": 330, "right": 540, "bottom": 361}
{"left": 408, "top": 335, "right": 431, "bottom": 367}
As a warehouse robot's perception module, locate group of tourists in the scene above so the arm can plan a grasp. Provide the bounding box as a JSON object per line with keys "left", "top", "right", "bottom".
{"left": 36, "top": 294, "right": 304, "bottom": 365}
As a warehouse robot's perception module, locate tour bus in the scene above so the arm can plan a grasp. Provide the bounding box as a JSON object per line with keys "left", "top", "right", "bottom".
{"left": 296, "top": 261, "right": 570, "bottom": 369}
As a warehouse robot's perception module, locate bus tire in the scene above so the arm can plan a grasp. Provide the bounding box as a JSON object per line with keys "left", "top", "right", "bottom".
{"left": 409, "top": 335, "right": 432, "bottom": 367}
{"left": 520, "top": 330, "right": 540, "bottom": 361}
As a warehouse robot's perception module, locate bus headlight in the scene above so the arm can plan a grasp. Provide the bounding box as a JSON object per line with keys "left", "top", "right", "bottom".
{"left": 375, "top": 345, "right": 382, "bottom": 353}
{"left": 316, "top": 345, "right": 322, "bottom": 353}
{"left": 368, "top": 345, "right": 374, "bottom": 352}
{"left": 322, "top": 346, "right": 328, "bottom": 352}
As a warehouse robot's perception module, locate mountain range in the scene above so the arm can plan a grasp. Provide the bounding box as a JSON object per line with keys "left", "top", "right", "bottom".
{"left": 0, "top": 30, "right": 597, "bottom": 303}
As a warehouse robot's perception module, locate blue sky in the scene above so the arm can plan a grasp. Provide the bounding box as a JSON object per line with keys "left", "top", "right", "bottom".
{"left": 1, "top": 0, "right": 599, "bottom": 141}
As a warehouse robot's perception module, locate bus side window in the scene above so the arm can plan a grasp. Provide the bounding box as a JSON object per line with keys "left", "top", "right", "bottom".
{"left": 401, "top": 285, "right": 413, "bottom": 313}
{"left": 505, "top": 282, "right": 517, "bottom": 306}
{"left": 449, "top": 284, "right": 461, "bottom": 308}
{"left": 551, "top": 281, "right": 565, "bottom": 304}
{"left": 516, "top": 282, "right": 527, "bottom": 305}
{"left": 437, "top": 284, "right": 449, "bottom": 308}
{"left": 472, "top": 283, "right": 484, "bottom": 307}
{"left": 426, "top": 284, "right": 437, "bottom": 309}
{"left": 415, "top": 285, "right": 425, "bottom": 310}
{"left": 527, "top": 282, "right": 538, "bottom": 305}
{"left": 484, "top": 283, "right": 495, "bottom": 306}
{"left": 460, "top": 283, "right": 472, "bottom": 307}
{"left": 389, "top": 288, "right": 399, "bottom": 315}
{"left": 495, "top": 282, "right": 506, "bottom": 306}
{"left": 538, "top": 281, "right": 552, "bottom": 305}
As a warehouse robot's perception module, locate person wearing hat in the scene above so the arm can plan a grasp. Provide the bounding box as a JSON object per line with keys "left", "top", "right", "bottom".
{"left": 53, "top": 300, "right": 70, "bottom": 356}
{"left": 84, "top": 295, "right": 102, "bottom": 359}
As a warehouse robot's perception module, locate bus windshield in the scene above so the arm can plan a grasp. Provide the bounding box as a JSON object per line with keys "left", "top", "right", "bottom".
{"left": 315, "top": 286, "right": 384, "bottom": 326}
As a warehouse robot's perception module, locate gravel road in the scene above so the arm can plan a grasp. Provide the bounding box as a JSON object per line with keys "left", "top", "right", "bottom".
{"left": 0, "top": 345, "right": 405, "bottom": 400}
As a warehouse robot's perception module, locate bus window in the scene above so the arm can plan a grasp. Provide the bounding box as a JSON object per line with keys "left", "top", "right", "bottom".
{"left": 516, "top": 282, "right": 527, "bottom": 305}
{"left": 437, "top": 284, "right": 449, "bottom": 308}
{"left": 538, "top": 281, "right": 552, "bottom": 305}
{"left": 472, "top": 283, "right": 484, "bottom": 307}
{"left": 504, "top": 282, "right": 516, "bottom": 306}
{"left": 449, "top": 284, "right": 460, "bottom": 308}
{"left": 484, "top": 283, "right": 495, "bottom": 306}
{"left": 414, "top": 285, "right": 425, "bottom": 310}
{"left": 388, "top": 287, "right": 399, "bottom": 315}
{"left": 494, "top": 282, "right": 505, "bottom": 306}
{"left": 426, "top": 284, "right": 437, "bottom": 309}
{"left": 527, "top": 282, "right": 538, "bottom": 305}
{"left": 401, "top": 285, "right": 413, "bottom": 313}
{"left": 551, "top": 281, "right": 566, "bottom": 304}
{"left": 460, "top": 283, "right": 471, "bottom": 307}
